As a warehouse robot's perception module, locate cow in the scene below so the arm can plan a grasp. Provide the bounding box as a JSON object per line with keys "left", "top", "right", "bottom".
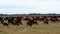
{"left": 12, "top": 17, "right": 22, "bottom": 26}
{"left": 2, "top": 19, "right": 8, "bottom": 26}
{"left": 8, "top": 17, "right": 14, "bottom": 24}
{"left": 27, "top": 19, "right": 38, "bottom": 26}
{"left": 44, "top": 20, "right": 49, "bottom": 24}
{"left": 50, "top": 18, "right": 56, "bottom": 23}
{"left": 13, "top": 20, "right": 19, "bottom": 26}
{"left": 0, "top": 17, "right": 3, "bottom": 23}
{"left": 44, "top": 19, "right": 49, "bottom": 24}
{"left": 55, "top": 18, "right": 59, "bottom": 22}
{"left": 49, "top": 16, "right": 59, "bottom": 23}
{"left": 15, "top": 17, "right": 22, "bottom": 25}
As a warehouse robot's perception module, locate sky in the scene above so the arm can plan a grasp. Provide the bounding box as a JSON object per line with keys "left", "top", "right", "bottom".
{"left": 0, "top": 0, "right": 60, "bottom": 14}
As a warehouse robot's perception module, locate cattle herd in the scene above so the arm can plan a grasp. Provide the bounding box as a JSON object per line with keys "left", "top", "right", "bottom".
{"left": 0, "top": 16, "right": 60, "bottom": 26}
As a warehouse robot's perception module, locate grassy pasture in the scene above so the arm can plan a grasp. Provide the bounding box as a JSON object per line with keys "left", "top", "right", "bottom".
{"left": 0, "top": 16, "right": 60, "bottom": 34}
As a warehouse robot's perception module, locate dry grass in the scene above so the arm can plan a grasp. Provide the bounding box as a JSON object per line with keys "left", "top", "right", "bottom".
{"left": 0, "top": 17, "right": 60, "bottom": 34}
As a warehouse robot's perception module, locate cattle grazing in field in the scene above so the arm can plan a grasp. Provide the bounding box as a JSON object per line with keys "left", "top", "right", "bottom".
{"left": 0, "top": 15, "right": 60, "bottom": 27}
{"left": 27, "top": 19, "right": 38, "bottom": 26}
{"left": 55, "top": 18, "right": 59, "bottom": 22}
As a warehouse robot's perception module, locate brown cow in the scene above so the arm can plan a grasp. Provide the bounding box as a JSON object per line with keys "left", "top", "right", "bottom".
{"left": 44, "top": 19, "right": 49, "bottom": 24}
{"left": 0, "top": 17, "right": 4, "bottom": 23}
{"left": 8, "top": 17, "right": 14, "bottom": 24}
{"left": 2, "top": 18, "right": 8, "bottom": 26}
{"left": 13, "top": 17, "right": 22, "bottom": 26}
{"left": 27, "top": 19, "right": 38, "bottom": 26}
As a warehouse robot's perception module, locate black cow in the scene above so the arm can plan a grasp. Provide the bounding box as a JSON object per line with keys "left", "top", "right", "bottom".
{"left": 8, "top": 17, "right": 14, "bottom": 24}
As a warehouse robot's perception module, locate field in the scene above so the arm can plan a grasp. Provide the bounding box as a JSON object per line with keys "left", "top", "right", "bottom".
{"left": 0, "top": 16, "right": 60, "bottom": 34}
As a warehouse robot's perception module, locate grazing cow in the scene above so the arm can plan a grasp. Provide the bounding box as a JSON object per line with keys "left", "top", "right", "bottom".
{"left": 50, "top": 16, "right": 59, "bottom": 23}
{"left": 50, "top": 18, "right": 56, "bottom": 23}
{"left": 8, "top": 17, "right": 14, "bottom": 24}
{"left": 0, "top": 17, "right": 4, "bottom": 23}
{"left": 2, "top": 20, "right": 8, "bottom": 26}
{"left": 16, "top": 17, "right": 22, "bottom": 25}
{"left": 27, "top": 19, "right": 38, "bottom": 26}
{"left": 27, "top": 21, "right": 32, "bottom": 26}
{"left": 56, "top": 18, "right": 59, "bottom": 22}
{"left": 32, "top": 20, "right": 38, "bottom": 25}
{"left": 13, "top": 20, "right": 19, "bottom": 26}
{"left": 15, "top": 17, "right": 22, "bottom": 25}
{"left": 44, "top": 20, "right": 49, "bottom": 24}
{"left": 45, "top": 19, "right": 49, "bottom": 21}
{"left": 44, "top": 19, "right": 49, "bottom": 24}
{"left": 13, "top": 17, "right": 22, "bottom": 26}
